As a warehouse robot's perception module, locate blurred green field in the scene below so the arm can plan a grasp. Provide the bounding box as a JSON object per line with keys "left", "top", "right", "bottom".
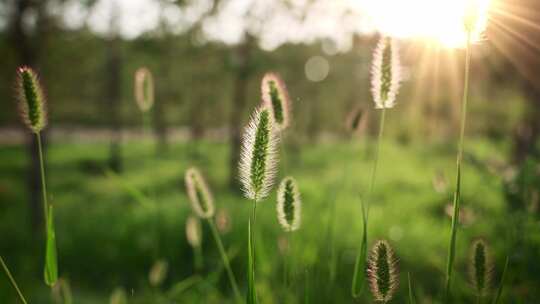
{"left": 0, "top": 138, "right": 538, "bottom": 303}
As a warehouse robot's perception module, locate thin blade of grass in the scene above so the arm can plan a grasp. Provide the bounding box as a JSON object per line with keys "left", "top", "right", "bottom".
{"left": 0, "top": 255, "right": 28, "bottom": 304}
{"left": 492, "top": 255, "right": 509, "bottom": 304}
{"left": 104, "top": 169, "right": 153, "bottom": 207}
{"left": 304, "top": 269, "right": 310, "bottom": 304}
{"left": 207, "top": 219, "right": 242, "bottom": 303}
{"left": 247, "top": 219, "right": 257, "bottom": 304}
{"left": 444, "top": 31, "right": 472, "bottom": 303}
{"left": 351, "top": 199, "right": 368, "bottom": 298}
{"left": 44, "top": 205, "right": 58, "bottom": 287}
{"left": 408, "top": 272, "right": 417, "bottom": 304}
{"left": 167, "top": 275, "right": 202, "bottom": 298}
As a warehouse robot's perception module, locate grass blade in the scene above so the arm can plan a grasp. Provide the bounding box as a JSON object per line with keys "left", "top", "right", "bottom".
{"left": 304, "top": 269, "right": 310, "bottom": 304}
{"left": 351, "top": 199, "right": 368, "bottom": 297}
{"left": 492, "top": 255, "right": 509, "bottom": 304}
{"left": 444, "top": 31, "right": 472, "bottom": 303}
{"left": 247, "top": 220, "right": 257, "bottom": 304}
{"left": 0, "top": 256, "right": 28, "bottom": 304}
{"left": 167, "top": 275, "right": 202, "bottom": 298}
{"left": 207, "top": 219, "right": 242, "bottom": 303}
{"left": 44, "top": 205, "right": 58, "bottom": 287}
{"left": 408, "top": 272, "right": 416, "bottom": 304}
{"left": 104, "top": 169, "right": 153, "bottom": 207}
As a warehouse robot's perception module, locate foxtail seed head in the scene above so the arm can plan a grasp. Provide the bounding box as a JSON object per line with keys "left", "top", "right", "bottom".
{"left": 239, "top": 107, "right": 279, "bottom": 202}
{"left": 371, "top": 37, "right": 402, "bottom": 109}
{"left": 134, "top": 67, "right": 154, "bottom": 112}
{"left": 469, "top": 238, "right": 493, "bottom": 296}
{"left": 367, "top": 240, "right": 399, "bottom": 303}
{"left": 261, "top": 72, "right": 290, "bottom": 131}
{"left": 346, "top": 106, "right": 368, "bottom": 135}
{"left": 276, "top": 176, "right": 301, "bottom": 232}
{"left": 109, "top": 287, "right": 127, "bottom": 304}
{"left": 148, "top": 259, "right": 168, "bottom": 287}
{"left": 185, "top": 167, "right": 215, "bottom": 218}
{"left": 16, "top": 66, "right": 47, "bottom": 133}
{"left": 186, "top": 215, "right": 202, "bottom": 248}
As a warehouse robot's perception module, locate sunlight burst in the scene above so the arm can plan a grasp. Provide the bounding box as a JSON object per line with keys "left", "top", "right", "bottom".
{"left": 362, "top": 0, "right": 491, "bottom": 48}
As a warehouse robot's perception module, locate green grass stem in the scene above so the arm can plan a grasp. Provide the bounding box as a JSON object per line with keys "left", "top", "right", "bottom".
{"left": 444, "top": 32, "right": 472, "bottom": 302}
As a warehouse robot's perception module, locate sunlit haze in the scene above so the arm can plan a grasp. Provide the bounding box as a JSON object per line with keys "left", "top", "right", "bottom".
{"left": 60, "top": 0, "right": 491, "bottom": 50}
{"left": 361, "top": 0, "right": 491, "bottom": 48}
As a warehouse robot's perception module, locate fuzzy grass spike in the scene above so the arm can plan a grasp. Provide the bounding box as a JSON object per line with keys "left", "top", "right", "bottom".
{"left": 134, "top": 67, "right": 155, "bottom": 112}
{"left": 469, "top": 239, "right": 493, "bottom": 298}
{"left": 239, "top": 107, "right": 279, "bottom": 202}
{"left": 371, "top": 37, "right": 402, "bottom": 109}
{"left": 184, "top": 167, "right": 242, "bottom": 302}
{"left": 17, "top": 66, "right": 47, "bottom": 133}
{"left": 261, "top": 72, "right": 291, "bottom": 131}
{"left": 276, "top": 176, "right": 301, "bottom": 232}
{"left": 185, "top": 167, "right": 215, "bottom": 218}
{"left": 367, "top": 240, "right": 399, "bottom": 303}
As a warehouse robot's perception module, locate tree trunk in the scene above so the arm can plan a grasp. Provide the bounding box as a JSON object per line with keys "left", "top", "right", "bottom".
{"left": 9, "top": 0, "right": 46, "bottom": 233}
{"left": 228, "top": 39, "right": 253, "bottom": 189}
{"left": 105, "top": 38, "right": 123, "bottom": 173}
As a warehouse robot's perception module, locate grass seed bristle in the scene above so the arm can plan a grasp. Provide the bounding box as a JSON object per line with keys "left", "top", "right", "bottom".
{"left": 16, "top": 66, "right": 47, "bottom": 133}
{"left": 367, "top": 240, "right": 399, "bottom": 303}
{"left": 261, "top": 72, "right": 290, "bottom": 131}
{"left": 134, "top": 67, "right": 155, "bottom": 112}
{"left": 239, "top": 107, "right": 279, "bottom": 201}
{"left": 371, "top": 37, "right": 402, "bottom": 109}
{"left": 276, "top": 176, "right": 301, "bottom": 232}
{"left": 185, "top": 167, "right": 215, "bottom": 218}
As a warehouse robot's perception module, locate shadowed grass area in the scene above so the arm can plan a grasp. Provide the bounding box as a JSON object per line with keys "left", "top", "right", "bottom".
{"left": 0, "top": 138, "right": 526, "bottom": 303}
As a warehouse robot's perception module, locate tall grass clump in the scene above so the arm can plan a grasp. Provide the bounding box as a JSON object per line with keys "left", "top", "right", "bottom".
{"left": 469, "top": 239, "right": 493, "bottom": 302}
{"left": 444, "top": 4, "right": 483, "bottom": 300}
{"left": 186, "top": 215, "right": 204, "bottom": 271}
{"left": 352, "top": 37, "right": 402, "bottom": 298}
{"left": 276, "top": 176, "right": 302, "bottom": 286}
{"left": 239, "top": 106, "right": 279, "bottom": 303}
{"left": 16, "top": 66, "right": 58, "bottom": 287}
{"left": 367, "top": 240, "right": 399, "bottom": 303}
{"left": 185, "top": 167, "right": 242, "bottom": 303}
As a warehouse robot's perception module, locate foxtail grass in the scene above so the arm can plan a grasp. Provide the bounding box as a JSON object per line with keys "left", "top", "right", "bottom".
{"left": 239, "top": 106, "right": 279, "bottom": 303}
{"left": 352, "top": 37, "right": 401, "bottom": 298}
{"left": 444, "top": 25, "right": 475, "bottom": 302}
{"left": 16, "top": 66, "right": 58, "bottom": 287}
{"left": 134, "top": 67, "right": 155, "bottom": 113}
{"left": 109, "top": 287, "right": 127, "bottom": 304}
{"left": 469, "top": 239, "right": 493, "bottom": 302}
{"left": 0, "top": 256, "right": 28, "bottom": 304}
{"left": 261, "top": 72, "right": 290, "bottom": 132}
{"left": 149, "top": 259, "right": 168, "bottom": 287}
{"left": 367, "top": 240, "right": 399, "bottom": 303}
{"left": 185, "top": 167, "right": 242, "bottom": 303}
{"left": 276, "top": 176, "right": 301, "bottom": 287}
{"left": 276, "top": 176, "right": 301, "bottom": 232}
